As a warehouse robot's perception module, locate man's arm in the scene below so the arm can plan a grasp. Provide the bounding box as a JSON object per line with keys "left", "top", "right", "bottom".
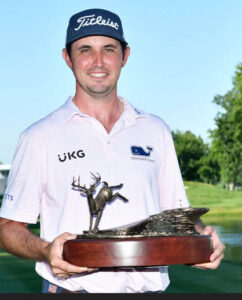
{"left": 0, "top": 218, "right": 48, "bottom": 260}
{"left": 0, "top": 217, "right": 90, "bottom": 279}
{"left": 193, "top": 218, "right": 225, "bottom": 269}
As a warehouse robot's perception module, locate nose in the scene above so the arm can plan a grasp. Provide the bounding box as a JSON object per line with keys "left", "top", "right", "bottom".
{"left": 92, "top": 51, "right": 104, "bottom": 67}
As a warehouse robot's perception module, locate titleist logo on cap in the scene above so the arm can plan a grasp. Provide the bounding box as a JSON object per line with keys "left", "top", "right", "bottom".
{"left": 74, "top": 14, "right": 120, "bottom": 31}
{"left": 66, "top": 9, "right": 128, "bottom": 46}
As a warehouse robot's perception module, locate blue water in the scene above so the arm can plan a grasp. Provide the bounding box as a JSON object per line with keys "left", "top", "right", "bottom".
{"left": 214, "top": 225, "right": 242, "bottom": 246}
{"left": 213, "top": 224, "right": 242, "bottom": 262}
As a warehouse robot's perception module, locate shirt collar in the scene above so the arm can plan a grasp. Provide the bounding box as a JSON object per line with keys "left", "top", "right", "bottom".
{"left": 118, "top": 96, "right": 148, "bottom": 119}
{"left": 60, "top": 96, "right": 149, "bottom": 124}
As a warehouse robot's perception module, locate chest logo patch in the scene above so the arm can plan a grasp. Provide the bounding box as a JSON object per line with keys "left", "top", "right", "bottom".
{"left": 131, "top": 146, "right": 153, "bottom": 157}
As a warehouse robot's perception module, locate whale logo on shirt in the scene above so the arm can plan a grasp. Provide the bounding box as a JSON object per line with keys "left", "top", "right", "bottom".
{"left": 131, "top": 146, "right": 153, "bottom": 157}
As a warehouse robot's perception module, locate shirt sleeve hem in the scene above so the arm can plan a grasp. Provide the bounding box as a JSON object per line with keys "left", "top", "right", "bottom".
{"left": 0, "top": 211, "right": 38, "bottom": 224}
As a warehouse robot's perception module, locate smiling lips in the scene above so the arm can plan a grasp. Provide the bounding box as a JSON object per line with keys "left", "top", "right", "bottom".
{"left": 90, "top": 72, "right": 107, "bottom": 78}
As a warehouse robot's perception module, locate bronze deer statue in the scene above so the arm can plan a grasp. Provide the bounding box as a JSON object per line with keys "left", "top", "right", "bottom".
{"left": 72, "top": 172, "right": 129, "bottom": 233}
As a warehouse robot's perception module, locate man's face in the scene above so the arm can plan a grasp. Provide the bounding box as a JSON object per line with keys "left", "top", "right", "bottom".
{"left": 63, "top": 35, "right": 130, "bottom": 98}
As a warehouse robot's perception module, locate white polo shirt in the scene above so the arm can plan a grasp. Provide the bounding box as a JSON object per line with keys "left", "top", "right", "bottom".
{"left": 0, "top": 96, "right": 189, "bottom": 293}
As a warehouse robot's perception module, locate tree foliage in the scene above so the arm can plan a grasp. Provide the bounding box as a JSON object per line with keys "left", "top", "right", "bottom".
{"left": 197, "top": 148, "right": 221, "bottom": 185}
{"left": 172, "top": 130, "right": 221, "bottom": 184}
{"left": 172, "top": 130, "right": 206, "bottom": 181}
{"left": 209, "top": 63, "right": 242, "bottom": 189}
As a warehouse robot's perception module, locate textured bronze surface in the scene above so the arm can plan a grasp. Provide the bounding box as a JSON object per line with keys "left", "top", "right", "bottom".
{"left": 80, "top": 207, "right": 209, "bottom": 238}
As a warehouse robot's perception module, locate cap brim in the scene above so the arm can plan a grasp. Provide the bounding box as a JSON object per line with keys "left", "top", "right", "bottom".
{"left": 66, "top": 33, "right": 128, "bottom": 47}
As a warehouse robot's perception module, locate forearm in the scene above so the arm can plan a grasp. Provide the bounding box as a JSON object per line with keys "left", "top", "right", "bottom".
{"left": 0, "top": 218, "right": 49, "bottom": 261}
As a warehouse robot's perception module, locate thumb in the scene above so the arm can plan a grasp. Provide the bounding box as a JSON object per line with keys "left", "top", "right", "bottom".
{"left": 58, "top": 232, "right": 77, "bottom": 243}
{"left": 202, "top": 226, "right": 214, "bottom": 236}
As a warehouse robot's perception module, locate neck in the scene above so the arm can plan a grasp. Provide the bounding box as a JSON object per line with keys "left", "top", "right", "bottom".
{"left": 73, "top": 91, "right": 124, "bottom": 133}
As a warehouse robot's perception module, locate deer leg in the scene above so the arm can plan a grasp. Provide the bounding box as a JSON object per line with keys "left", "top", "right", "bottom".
{"left": 89, "top": 215, "right": 94, "bottom": 233}
{"left": 93, "top": 210, "right": 103, "bottom": 233}
{"left": 109, "top": 184, "right": 123, "bottom": 189}
{"left": 110, "top": 193, "right": 129, "bottom": 202}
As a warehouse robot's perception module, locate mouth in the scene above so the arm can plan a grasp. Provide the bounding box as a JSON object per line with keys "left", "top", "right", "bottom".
{"left": 89, "top": 72, "right": 108, "bottom": 78}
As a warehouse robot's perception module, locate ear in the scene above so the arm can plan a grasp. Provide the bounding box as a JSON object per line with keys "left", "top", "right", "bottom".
{"left": 121, "top": 46, "right": 130, "bottom": 68}
{"left": 62, "top": 48, "right": 73, "bottom": 69}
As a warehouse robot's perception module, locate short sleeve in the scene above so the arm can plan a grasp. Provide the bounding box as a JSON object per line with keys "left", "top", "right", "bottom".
{"left": 158, "top": 126, "right": 190, "bottom": 211}
{"left": 0, "top": 128, "right": 46, "bottom": 223}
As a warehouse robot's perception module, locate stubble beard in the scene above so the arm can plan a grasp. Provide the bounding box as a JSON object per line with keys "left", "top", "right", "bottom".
{"left": 77, "top": 79, "right": 118, "bottom": 99}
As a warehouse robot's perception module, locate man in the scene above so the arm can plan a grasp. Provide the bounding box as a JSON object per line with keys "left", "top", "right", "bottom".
{"left": 0, "top": 8, "right": 224, "bottom": 293}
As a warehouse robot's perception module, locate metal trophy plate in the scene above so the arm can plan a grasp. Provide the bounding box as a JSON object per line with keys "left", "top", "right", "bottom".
{"left": 63, "top": 173, "right": 213, "bottom": 268}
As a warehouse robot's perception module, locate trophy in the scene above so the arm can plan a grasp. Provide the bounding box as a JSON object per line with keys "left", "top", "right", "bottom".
{"left": 63, "top": 173, "right": 213, "bottom": 268}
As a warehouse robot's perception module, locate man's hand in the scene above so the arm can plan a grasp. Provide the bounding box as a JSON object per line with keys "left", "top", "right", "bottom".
{"left": 0, "top": 218, "right": 97, "bottom": 280}
{"left": 45, "top": 232, "right": 97, "bottom": 279}
{"left": 192, "top": 225, "right": 225, "bottom": 270}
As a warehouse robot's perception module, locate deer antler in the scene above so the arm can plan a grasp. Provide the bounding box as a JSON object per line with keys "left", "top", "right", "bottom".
{"left": 72, "top": 176, "right": 88, "bottom": 192}
{"left": 90, "top": 172, "right": 101, "bottom": 184}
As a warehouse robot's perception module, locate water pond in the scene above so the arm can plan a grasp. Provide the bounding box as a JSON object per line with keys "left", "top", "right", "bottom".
{"left": 213, "top": 219, "right": 242, "bottom": 263}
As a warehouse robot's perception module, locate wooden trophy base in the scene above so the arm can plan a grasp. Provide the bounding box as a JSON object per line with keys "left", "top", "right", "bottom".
{"left": 63, "top": 235, "right": 213, "bottom": 268}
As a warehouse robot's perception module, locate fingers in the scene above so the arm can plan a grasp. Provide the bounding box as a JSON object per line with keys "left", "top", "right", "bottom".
{"left": 202, "top": 225, "right": 213, "bottom": 235}
{"left": 49, "top": 232, "right": 77, "bottom": 258}
{"left": 193, "top": 246, "right": 225, "bottom": 270}
{"left": 57, "top": 232, "right": 77, "bottom": 245}
{"left": 210, "top": 240, "right": 225, "bottom": 263}
{"left": 55, "top": 273, "right": 71, "bottom": 280}
{"left": 54, "top": 267, "right": 99, "bottom": 280}
{"left": 210, "top": 230, "right": 226, "bottom": 263}
{"left": 52, "top": 257, "right": 88, "bottom": 273}
{"left": 46, "top": 232, "right": 85, "bottom": 277}
{"left": 87, "top": 268, "right": 99, "bottom": 272}
{"left": 47, "top": 232, "right": 99, "bottom": 279}
{"left": 193, "top": 252, "right": 224, "bottom": 270}
{"left": 206, "top": 226, "right": 225, "bottom": 263}
{"left": 192, "top": 225, "right": 225, "bottom": 270}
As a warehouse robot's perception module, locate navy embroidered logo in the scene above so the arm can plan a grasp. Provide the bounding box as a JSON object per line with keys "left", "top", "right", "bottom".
{"left": 131, "top": 146, "right": 153, "bottom": 157}
{"left": 130, "top": 146, "right": 154, "bottom": 162}
{"left": 58, "top": 150, "right": 85, "bottom": 162}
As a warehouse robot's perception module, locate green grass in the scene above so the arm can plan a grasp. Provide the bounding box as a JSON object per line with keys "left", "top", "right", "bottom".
{"left": 0, "top": 196, "right": 41, "bottom": 292}
{"left": 165, "top": 261, "right": 242, "bottom": 293}
{"left": 0, "top": 249, "right": 41, "bottom": 293}
{"left": 184, "top": 181, "right": 242, "bottom": 224}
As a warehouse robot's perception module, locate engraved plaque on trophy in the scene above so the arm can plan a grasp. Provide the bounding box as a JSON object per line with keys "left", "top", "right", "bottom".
{"left": 63, "top": 173, "right": 213, "bottom": 268}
